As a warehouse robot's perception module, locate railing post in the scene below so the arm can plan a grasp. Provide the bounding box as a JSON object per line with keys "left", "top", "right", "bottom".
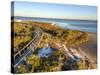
{"left": 23, "top": 57, "right": 26, "bottom": 61}
{"left": 19, "top": 51, "right": 21, "bottom": 56}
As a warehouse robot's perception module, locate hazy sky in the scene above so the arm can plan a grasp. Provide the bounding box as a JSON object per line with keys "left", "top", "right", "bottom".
{"left": 12, "top": 1, "right": 97, "bottom": 20}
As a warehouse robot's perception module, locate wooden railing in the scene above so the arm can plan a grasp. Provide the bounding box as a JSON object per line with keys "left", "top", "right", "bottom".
{"left": 13, "top": 27, "right": 44, "bottom": 68}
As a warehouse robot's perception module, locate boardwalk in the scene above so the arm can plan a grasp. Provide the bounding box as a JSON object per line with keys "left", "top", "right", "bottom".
{"left": 12, "top": 27, "right": 44, "bottom": 68}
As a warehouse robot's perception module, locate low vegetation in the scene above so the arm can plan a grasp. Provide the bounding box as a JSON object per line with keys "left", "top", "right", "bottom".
{"left": 12, "top": 22, "right": 34, "bottom": 53}
{"left": 16, "top": 50, "right": 95, "bottom": 73}
{"left": 12, "top": 21, "right": 96, "bottom": 73}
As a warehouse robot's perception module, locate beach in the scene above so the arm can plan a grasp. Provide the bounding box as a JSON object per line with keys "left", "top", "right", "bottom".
{"left": 79, "top": 32, "right": 97, "bottom": 63}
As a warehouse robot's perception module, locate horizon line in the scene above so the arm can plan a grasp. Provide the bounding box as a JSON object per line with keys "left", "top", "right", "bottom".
{"left": 11, "top": 16, "right": 97, "bottom": 21}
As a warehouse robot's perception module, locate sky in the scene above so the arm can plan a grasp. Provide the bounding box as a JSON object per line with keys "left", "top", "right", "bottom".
{"left": 12, "top": 1, "right": 97, "bottom": 20}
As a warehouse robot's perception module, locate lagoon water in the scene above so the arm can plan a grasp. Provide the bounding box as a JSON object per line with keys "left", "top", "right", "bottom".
{"left": 14, "top": 16, "right": 97, "bottom": 33}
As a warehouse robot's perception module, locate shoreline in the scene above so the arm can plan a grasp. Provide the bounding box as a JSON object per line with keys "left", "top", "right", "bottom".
{"left": 79, "top": 32, "right": 97, "bottom": 63}
{"left": 12, "top": 19, "right": 97, "bottom": 33}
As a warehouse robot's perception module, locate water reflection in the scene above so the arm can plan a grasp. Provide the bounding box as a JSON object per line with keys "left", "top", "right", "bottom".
{"left": 38, "top": 44, "right": 54, "bottom": 57}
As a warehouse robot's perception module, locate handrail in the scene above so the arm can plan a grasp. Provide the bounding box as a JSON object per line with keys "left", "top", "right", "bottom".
{"left": 14, "top": 34, "right": 38, "bottom": 57}
{"left": 14, "top": 49, "right": 32, "bottom": 68}
{"left": 14, "top": 28, "right": 42, "bottom": 57}
{"left": 13, "top": 28, "right": 44, "bottom": 68}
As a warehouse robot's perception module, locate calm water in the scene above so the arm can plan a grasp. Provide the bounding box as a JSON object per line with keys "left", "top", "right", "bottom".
{"left": 37, "top": 44, "right": 80, "bottom": 61}
{"left": 13, "top": 16, "right": 97, "bottom": 33}
{"left": 38, "top": 44, "right": 54, "bottom": 57}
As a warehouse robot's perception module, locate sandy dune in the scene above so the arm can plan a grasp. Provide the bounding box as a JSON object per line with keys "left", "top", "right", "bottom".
{"left": 79, "top": 33, "right": 97, "bottom": 63}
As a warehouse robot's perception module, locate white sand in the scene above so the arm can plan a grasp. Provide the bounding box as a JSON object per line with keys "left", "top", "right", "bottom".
{"left": 79, "top": 33, "right": 97, "bottom": 63}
